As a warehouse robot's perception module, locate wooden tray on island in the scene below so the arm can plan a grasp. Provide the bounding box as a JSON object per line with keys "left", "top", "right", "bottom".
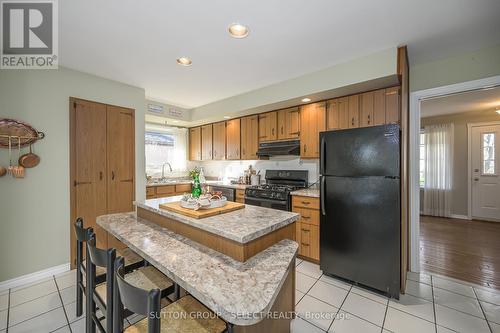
{"left": 159, "top": 200, "right": 245, "bottom": 219}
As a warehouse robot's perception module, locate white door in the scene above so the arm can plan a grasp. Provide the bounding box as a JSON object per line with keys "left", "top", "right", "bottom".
{"left": 471, "top": 124, "right": 500, "bottom": 221}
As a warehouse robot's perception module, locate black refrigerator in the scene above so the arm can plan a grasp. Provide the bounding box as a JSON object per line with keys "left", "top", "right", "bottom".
{"left": 319, "top": 124, "right": 400, "bottom": 298}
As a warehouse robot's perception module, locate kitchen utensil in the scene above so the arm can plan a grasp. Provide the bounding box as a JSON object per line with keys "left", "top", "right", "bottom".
{"left": 251, "top": 174, "right": 261, "bottom": 186}
{"left": 7, "top": 137, "right": 13, "bottom": 175}
{"left": 19, "top": 143, "right": 40, "bottom": 168}
{"left": 12, "top": 138, "right": 25, "bottom": 178}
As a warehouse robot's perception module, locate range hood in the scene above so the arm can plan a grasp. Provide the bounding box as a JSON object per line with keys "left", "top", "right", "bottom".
{"left": 256, "top": 140, "right": 300, "bottom": 157}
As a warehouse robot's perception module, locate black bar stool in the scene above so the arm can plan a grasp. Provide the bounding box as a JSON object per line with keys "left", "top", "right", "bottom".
{"left": 74, "top": 218, "right": 146, "bottom": 318}
{"left": 87, "top": 232, "right": 176, "bottom": 333}
{"left": 113, "top": 257, "right": 228, "bottom": 333}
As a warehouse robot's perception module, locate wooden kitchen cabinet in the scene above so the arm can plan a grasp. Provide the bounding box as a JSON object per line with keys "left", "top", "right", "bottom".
{"left": 277, "top": 107, "right": 300, "bottom": 140}
{"left": 327, "top": 97, "right": 349, "bottom": 131}
{"left": 348, "top": 94, "right": 360, "bottom": 129}
{"left": 240, "top": 115, "right": 259, "bottom": 160}
{"left": 212, "top": 122, "right": 226, "bottom": 160}
{"left": 235, "top": 189, "right": 245, "bottom": 203}
{"left": 292, "top": 195, "right": 320, "bottom": 262}
{"left": 189, "top": 127, "right": 201, "bottom": 161}
{"left": 146, "top": 183, "right": 192, "bottom": 199}
{"left": 300, "top": 102, "right": 326, "bottom": 158}
{"left": 385, "top": 86, "right": 400, "bottom": 124}
{"left": 373, "top": 88, "right": 386, "bottom": 126}
{"left": 258, "top": 111, "right": 277, "bottom": 142}
{"left": 201, "top": 124, "right": 213, "bottom": 160}
{"left": 226, "top": 118, "right": 241, "bottom": 160}
{"left": 360, "top": 91, "right": 374, "bottom": 127}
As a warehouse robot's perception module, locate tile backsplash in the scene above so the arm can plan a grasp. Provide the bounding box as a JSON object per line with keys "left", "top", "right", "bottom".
{"left": 187, "top": 157, "right": 319, "bottom": 185}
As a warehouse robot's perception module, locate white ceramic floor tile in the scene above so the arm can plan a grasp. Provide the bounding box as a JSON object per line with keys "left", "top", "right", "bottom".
{"left": 296, "top": 294, "right": 338, "bottom": 331}
{"left": 384, "top": 307, "right": 435, "bottom": 333}
{"left": 405, "top": 280, "right": 433, "bottom": 302}
{"left": 475, "top": 288, "right": 500, "bottom": 306}
{"left": 296, "top": 261, "right": 323, "bottom": 279}
{"left": 406, "top": 271, "right": 432, "bottom": 285}
{"left": 59, "top": 285, "right": 76, "bottom": 305}
{"left": 491, "top": 321, "right": 500, "bottom": 333}
{"left": 52, "top": 325, "right": 71, "bottom": 332}
{"left": 351, "top": 286, "right": 388, "bottom": 305}
{"left": 70, "top": 317, "right": 85, "bottom": 333}
{"left": 11, "top": 276, "right": 53, "bottom": 292}
{"left": 308, "top": 280, "right": 349, "bottom": 308}
{"left": 296, "top": 272, "right": 317, "bottom": 293}
{"left": 436, "top": 325, "right": 455, "bottom": 333}
{"left": 8, "top": 307, "right": 67, "bottom": 333}
{"left": 435, "top": 304, "right": 490, "bottom": 333}
{"left": 0, "top": 294, "right": 7, "bottom": 312}
{"left": 480, "top": 300, "right": 500, "bottom": 324}
{"left": 296, "top": 290, "right": 305, "bottom": 305}
{"left": 9, "top": 279, "right": 57, "bottom": 307}
{"left": 329, "top": 311, "right": 380, "bottom": 333}
{"left": 433, "top": 287, "right": 483, "bottom": 318}
{"left": 389, "top": 293, "right": 435, "bottom": 322}
{"left": 340, "top": 292, "right": 387, "bottom": 327}
{"left": 9, "top": 291, "right": 62, "bottom": 326}
{"left": 55, "top": 270, "right": 76, "bottom": 290}
{"left": 127, "top": 314, "right": 146, "bottom": 325}
{"left": 295, "top": 259, "right": 303, "bottom": 267}
{"left": 64, "top": 301, "right": 85, "bottom": 324}
{"left": 432, "top": 276, "right": 476, "bottom": 298}
{"left": 290, "top": 317, "right": 324, "bottom": 333}
{"left": 319, "top": 275, "right": 351, "bottom": 291}
{"left": 0, "top": 310, "right": 7, "bottom": 330}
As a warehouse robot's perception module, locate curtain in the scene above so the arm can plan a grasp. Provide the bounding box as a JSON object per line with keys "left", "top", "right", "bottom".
{"left": 423, "top": 123, "right": 454, "bottom": 217}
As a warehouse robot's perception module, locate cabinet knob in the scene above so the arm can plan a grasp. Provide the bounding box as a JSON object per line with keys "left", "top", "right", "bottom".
{"left": 304, "top": 144, "right": 307, "bottom": 153}
{"left": 272, "top": 128, "right": 275, "bottom": 136}
{"left": 281, "top": 126, "right": 284, "bottom": 134}
{"left": 351, "top": 118, "right": 354, "bottom": 126}
{"left": 367, "top": 114, "right": 371, "bottom": 124}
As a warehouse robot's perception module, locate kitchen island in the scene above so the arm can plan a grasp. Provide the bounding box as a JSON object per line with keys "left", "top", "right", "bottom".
{"left": 97, "top": 198, "right": 299, "bottom": 332}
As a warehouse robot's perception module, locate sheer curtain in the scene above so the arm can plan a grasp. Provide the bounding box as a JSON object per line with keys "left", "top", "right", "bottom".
{"left": 423, "top": 123, "right": 454, "bottom": 217}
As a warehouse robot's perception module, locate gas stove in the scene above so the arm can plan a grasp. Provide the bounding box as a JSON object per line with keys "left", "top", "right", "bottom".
{"left": 245, "top": 170, "right": 308, "bottom": 211}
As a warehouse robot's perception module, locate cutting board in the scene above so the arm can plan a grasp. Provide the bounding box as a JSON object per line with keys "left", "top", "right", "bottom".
{"left": 159, "top": 201, "right": 245, "bottom": 219}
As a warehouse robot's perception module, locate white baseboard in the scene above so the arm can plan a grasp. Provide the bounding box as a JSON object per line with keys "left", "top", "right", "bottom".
{"left": 449, "top": 214, "right": 470, "bottom": 220}
{"left": 0, "top": 263, "right": 70, "bottom": 292}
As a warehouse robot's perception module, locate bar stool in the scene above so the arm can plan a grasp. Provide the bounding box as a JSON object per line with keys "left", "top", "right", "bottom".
{"left": 113, "top": 257, "right": 228, "bottom": 333}
{"left": 74, "top": 218, "right": 145, "bottom": 317}
{"left": 87, "top": 232, "right": 175, "bottom": 333}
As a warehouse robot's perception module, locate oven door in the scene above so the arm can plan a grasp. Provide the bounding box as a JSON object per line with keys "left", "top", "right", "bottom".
{"left": 244, "top": 196, "right": 289, "bottom": 211}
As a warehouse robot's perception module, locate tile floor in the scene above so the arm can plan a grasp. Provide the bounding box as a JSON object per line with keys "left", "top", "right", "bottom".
{"left": 1, "top": 260, "right": 499, "bottom": 332}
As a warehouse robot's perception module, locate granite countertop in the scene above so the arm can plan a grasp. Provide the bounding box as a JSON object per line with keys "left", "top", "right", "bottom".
{"left": 147, "top": 180, "right": 252, "bottom": 190}
{"left": 97, "top": 212, "right": 297, "bottom": 326}
{"left": 136, "top": 196, "right": 299, "bottom": 244}
{"left": 290, "top": 187, "right": 320, "bottom": 198}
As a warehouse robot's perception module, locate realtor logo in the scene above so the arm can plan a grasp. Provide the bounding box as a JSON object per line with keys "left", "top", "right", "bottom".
{"left": 1, "top": 0, "right": 58, "bottom": 69}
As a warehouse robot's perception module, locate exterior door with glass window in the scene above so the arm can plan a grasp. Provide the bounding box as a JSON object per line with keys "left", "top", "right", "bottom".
{"left": 471, "top": 124, "right": 500, "bottom": 221}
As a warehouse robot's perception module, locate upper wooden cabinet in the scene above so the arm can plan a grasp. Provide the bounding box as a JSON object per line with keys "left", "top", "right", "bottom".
{"left": 360, "top": 92, "right": 374, "bottom": 128}
{"left": 373, "top": 89, "right": 386, "bottom": 126}
{"left": 385, "top": 86, "right": 400, "bottom": 124}
{"left": 240, "top": 115, "right": 259, "bottom": 160}
{"left": 348, "top": 95, "right": 360, "bottom": 129}
{"left": 226, "top": 118, "right": 241, "bottom": 160}
{"left": 327, "top": 97, "right": 349, "bottom": 131}
{"left": 212, "top": 122, "right": 226, "bottom": 160}
{"left": 300, "top": 102, "right": 326, "bottom": 158}
{"left": 189, "top": 127, "right": 201, "bottom": 161}
{"left": 258, "top": 112, "right": 277, "bottom": 142}
{"left": 277, "top": 107, "right": 300, "bottom": 140}
{"left": 201, "top": 124, "right": 213, "bottom": 160}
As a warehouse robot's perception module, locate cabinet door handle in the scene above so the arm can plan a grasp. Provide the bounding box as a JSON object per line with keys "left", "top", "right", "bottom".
{"left": 281, "top": 126, "right": 284, "bottom": 134}
{"left": 301, "top": 243, "right": 310, "bottom": 246}
{"left": 367, "top": 114, "right": 371, "bottom": 124}
{"left": 111, "top": 171, "right": 115, "bottom": 180}
{"left": 99, "top": 171, "right": 103, "bottom": 180}
{"left": 301, "top": 201, "right": 310, "bottom": 205}
{"left": 351, "top": 117, "right": 355, "bottom": 126}
{"left": 301, "top": 228, "right": 310, "bottom": 232}
{"left": 74, "top": 181, "right": 91, "bottom": 187}
{"left": 272, "top": 128, "right": 275, "bottom": 136}
{"left": 302, "top": 215, "right": 310, "bottom": 219}
{"left": 304, "top": 144, "right": 307, "bottom": 153}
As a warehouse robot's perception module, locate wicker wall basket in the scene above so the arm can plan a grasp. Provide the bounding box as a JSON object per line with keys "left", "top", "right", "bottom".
{"left": 0, "top": 118, "right": 45, "bottom": 148}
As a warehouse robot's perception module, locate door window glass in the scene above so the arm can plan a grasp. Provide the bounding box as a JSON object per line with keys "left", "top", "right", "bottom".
{"left": 482, "top": 132, "right": 495, "bottom": 174}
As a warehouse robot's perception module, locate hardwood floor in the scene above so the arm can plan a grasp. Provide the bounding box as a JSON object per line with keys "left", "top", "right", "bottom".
{"left": 420, "top": 215, "right": 500, "bottom": 290}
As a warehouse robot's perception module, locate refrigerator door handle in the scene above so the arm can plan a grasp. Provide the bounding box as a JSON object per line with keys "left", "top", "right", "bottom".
{"left": 321, "top": 176, "right": 326, "bottom": 216}
{"left": 320, "top": 136, "right": 326, "bottom": 174}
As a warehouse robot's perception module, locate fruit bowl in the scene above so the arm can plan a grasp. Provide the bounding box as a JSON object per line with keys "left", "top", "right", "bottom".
{"left": 180, "top": 194, "right": 227, "bottom": 210}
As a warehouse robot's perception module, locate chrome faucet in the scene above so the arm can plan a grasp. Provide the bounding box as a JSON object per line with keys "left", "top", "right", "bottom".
{"left": 161, "top": 162, "right": 173, "bottom": 179}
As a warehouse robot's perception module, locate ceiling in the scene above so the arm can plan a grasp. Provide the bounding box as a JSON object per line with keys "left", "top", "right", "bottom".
{"left": 60, "top": 0, "right": 500, "bottom": 108}
{"left": 421, "top": 86, "right": 500, "bottom": 117}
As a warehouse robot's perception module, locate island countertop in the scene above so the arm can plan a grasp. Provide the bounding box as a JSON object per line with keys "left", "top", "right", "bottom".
{"left": 136, "top": 196, "right": 299, "bottom": 244}
{"left": 97, "top": 212, "right": 298, "bottom": 326}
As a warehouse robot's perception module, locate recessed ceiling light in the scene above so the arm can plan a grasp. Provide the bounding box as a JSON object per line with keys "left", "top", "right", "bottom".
{"left": 176, "top": 57, "right": 192, "bottom": 66}
{"left": 228, "top": 23, "right": 249, "bottom": 38}
{"left": 496, "top": 110, "right": 500, "bottom": 115}
{"left": 301, "top": 98, "right": 311, "bottom": 103}
{"left": 223, "top": 116, "right": 231, "bottom": 119}
{"left": 172, "top": 120, "right": 179, "bottom": 123}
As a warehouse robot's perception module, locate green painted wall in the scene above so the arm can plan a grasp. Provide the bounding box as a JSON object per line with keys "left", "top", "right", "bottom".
{"left": 0, "top": 67, "right": 146, "bottom": 282}
{"left": 410, "top": 44, "right": 500, "bottom": 92}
